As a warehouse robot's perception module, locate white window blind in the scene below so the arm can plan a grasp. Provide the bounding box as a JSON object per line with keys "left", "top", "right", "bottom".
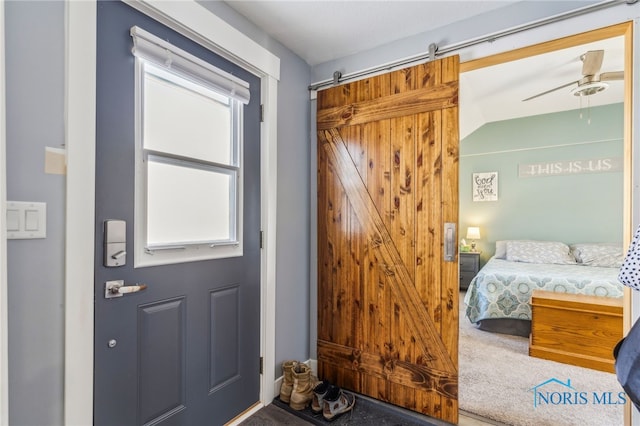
{"left": 130, "top": 25, "right": 250, "bottom": 104}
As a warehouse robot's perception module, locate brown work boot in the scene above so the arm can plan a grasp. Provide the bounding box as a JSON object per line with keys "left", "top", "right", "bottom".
{"left": 279, "top": 360, "right": 297, "bottom": 403}
{"left": 289, "top": 363, "right": 315, "bottom": 410}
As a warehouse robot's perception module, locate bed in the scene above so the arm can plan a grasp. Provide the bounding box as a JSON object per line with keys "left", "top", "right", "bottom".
{"left": 463, "top": 240, "right": 625, "bottom": 336}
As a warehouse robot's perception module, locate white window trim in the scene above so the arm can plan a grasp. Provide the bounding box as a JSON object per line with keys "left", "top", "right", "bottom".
{"left": 64, "top": 1, "right": 280, "bottom": 424}
{"left": 134, "top": 55, "right": 246, "bottom": 267}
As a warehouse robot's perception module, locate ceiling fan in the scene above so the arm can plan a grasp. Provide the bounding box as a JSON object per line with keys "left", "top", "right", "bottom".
{"left": 523, "top": 50, "right": 624, "bottom": 102}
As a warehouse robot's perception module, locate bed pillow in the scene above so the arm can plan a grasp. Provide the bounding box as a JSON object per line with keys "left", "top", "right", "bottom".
{"left": 505, "top": 240, "right": 576, "bottom": 265}
{"left": 571, "top": 243, "right": 624, "bottom": 268}
{"left": 494, "top": 239, "right": 544, "bottom": 259}
{"left": 494, "top": 240, "right": 507, "bottom": 259}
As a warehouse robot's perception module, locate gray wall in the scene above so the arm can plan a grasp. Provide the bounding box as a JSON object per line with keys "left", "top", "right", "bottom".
{"left": 6, "top": 1, "right": 65, "bottom": 425}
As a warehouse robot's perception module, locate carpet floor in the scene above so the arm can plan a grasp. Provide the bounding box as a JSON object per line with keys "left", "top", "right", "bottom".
{"left": 459, "top": 291, "right": 625, "bottom": 426}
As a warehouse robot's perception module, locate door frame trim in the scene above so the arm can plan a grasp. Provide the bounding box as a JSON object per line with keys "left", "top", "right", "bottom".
{"left": 63, "top": 1, "right": 280, "bottom": 424}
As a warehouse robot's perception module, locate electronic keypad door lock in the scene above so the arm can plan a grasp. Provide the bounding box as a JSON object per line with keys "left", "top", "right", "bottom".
{"left": 104, "top": 219, "right": 126, "bottom": 267}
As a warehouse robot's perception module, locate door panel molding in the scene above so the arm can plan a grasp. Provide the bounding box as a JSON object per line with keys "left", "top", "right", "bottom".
{"left": 210, "top": 286, "right": 241, "bottom": 391}
{"left": 64, "top": 1, "right": 280, "bottom": 424}
{"left": 138, "top": 298, "right": 186, "bottom": 425}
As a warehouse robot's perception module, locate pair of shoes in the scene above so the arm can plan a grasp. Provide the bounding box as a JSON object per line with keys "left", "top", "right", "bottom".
{"left": 312, "top": 381, "right": 356, "bottom": 421}
{"left": 279, "top": 360, "right": 317, "bottom": 410}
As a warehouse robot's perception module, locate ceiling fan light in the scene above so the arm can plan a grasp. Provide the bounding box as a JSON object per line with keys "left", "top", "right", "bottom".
{"left": 571, "top": 81, "right": 608, "bottom": 97}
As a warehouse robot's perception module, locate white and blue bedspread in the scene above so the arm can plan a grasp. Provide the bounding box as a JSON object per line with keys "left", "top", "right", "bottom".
{"left": 464, "top": 257, "right": 624, "bottom": 324}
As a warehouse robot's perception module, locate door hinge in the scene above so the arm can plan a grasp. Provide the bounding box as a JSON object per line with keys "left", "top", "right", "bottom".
{"left": 260, "top": 230, "right": 264, "bottom": 249}
{"left": 260, "top": 104, "right": 264, "bottom": 122}
{"left": 259, "top": 356, "right": 263, "bottom": 374}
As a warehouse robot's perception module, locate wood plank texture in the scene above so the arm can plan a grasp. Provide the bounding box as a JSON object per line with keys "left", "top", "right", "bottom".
{"left": 530, "top": 290, "right": 623, "bottom": 373}
{"left": 317, "top": 340, "right": 456, "bottom": 399}
{"left": 317, "top": 81, "right": 458, "bottom": 130}
{"left": 316, "top": 57, "right": 459, "bottom": 424}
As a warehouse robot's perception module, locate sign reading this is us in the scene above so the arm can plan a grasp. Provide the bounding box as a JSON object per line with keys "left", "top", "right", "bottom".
{"left": 519, "top": 157, "right": 622, "bottom": 178}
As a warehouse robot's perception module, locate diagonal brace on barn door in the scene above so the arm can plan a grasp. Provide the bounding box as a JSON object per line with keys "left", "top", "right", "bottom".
{"left": 318, "top": 128, "right": 456, "bottom": 375}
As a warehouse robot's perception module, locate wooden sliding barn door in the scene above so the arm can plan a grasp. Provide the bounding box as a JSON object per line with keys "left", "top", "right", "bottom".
{"left": 316, "top": 55, "right": 460, "bottom": 424}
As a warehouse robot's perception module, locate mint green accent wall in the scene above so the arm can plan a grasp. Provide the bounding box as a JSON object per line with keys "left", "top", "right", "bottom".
{"left": 460, "top": 103, "right": 623, "bottom": 265}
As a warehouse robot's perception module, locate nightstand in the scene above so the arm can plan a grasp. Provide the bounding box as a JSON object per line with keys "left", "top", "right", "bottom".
{"left": 459, "top": 252, "right": 480, "bottom": 291}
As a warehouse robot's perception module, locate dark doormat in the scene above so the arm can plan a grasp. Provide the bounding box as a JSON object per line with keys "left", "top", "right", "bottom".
{"left": 272, "top": 394, "right": 448, "bottom": 426}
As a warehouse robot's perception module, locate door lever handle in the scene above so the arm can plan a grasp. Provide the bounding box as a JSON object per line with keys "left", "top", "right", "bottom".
{"left": 111, "top": 250, "right": 126, "bottom": 260}
{"left": 105, "top": 280, "right": 147, "bottom": 299}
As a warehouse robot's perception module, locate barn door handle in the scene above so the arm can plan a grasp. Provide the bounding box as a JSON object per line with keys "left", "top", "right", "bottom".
{"left": 444, "top": 223, "right": 456, "bottom": 262}
{"left": 104, "top": 280, "right": 148, "bottom": 299}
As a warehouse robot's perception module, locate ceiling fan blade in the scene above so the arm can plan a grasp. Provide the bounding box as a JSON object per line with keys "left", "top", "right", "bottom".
{"left": 522, "top": 80, "right": 578, "bottom": 102}
{"left": 582, "top": 50, "right": 604, "bottom": 76}
{"left": 600, "top": 71, "right": 624, "bottom": 81}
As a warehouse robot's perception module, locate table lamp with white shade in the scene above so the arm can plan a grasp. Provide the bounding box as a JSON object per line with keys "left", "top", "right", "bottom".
{"left": 466, "top": 227, "right": 481, "bottom": 252}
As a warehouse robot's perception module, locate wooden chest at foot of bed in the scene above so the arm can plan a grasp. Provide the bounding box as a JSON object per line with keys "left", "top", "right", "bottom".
{"left": 529, "top": 290, "right": 623, "bottom": 373}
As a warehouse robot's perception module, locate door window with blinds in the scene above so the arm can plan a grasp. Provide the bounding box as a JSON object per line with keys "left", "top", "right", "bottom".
{"left": 131, "top": 26, "right": 250, "bottom": 267}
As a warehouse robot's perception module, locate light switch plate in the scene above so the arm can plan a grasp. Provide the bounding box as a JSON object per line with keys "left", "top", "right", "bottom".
{"left": 6, "top": 209, "right": 19, "bottom": 231}
{"left": 7, "top": 201, "right": 46, "bottom": 239}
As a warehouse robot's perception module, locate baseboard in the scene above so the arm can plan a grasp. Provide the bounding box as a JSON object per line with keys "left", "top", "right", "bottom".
{"left": 274, "top": 358, "right": 317, "bottom": 397}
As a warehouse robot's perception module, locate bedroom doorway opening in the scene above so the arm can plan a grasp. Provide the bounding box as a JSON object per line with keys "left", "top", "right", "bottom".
{"left": 457, "top": 21, "right": 633, "bottom": 426}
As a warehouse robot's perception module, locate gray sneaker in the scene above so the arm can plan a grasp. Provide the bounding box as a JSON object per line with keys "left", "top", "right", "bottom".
{"left": 322, "top": 385, "right": 356, "bottom": 422}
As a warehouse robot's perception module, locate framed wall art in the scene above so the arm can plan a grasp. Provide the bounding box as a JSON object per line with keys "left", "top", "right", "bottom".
{"left": 473, "top": 172, "right": 498, "bottom": 202}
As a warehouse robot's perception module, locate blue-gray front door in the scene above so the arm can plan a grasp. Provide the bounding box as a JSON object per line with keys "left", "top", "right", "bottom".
{"left": 93, "top": 2, "right": 261, "bottom": 424}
